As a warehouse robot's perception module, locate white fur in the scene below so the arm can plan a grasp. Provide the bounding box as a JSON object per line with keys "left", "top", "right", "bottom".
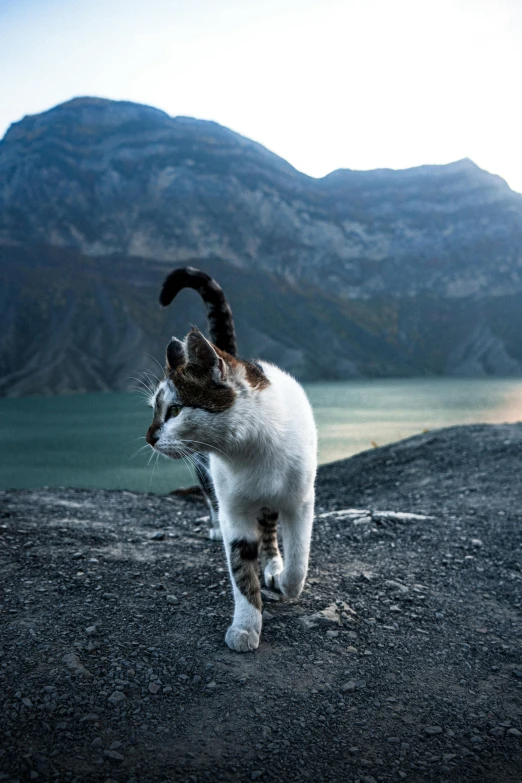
{"left": 151, "top": 357, "right": 317, "bottom": 652}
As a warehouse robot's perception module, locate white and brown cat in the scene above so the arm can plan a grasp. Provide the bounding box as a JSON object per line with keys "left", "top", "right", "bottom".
{"left": 146, "top": 266, "right": 317, "bottom": 652}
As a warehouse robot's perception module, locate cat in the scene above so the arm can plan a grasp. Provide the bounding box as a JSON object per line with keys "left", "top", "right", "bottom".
{"left": 146, "top": 266, "right": 317, "bottom": 652}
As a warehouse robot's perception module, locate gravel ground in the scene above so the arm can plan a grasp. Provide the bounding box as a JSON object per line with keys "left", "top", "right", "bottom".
{"left": 1, "top": 422, "right": 522, "bottom": 783}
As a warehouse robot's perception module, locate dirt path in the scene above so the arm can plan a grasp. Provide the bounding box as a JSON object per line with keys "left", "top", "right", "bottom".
{"left": 1, "top": 423, "right": 522, "bottom": 783}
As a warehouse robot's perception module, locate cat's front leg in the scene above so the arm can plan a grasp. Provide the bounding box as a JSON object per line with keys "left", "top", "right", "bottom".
{"left": 222, "top": 526, "right": 262, "bottom": 653}
{"left": 277, "top": 497, "right": 314, "bottom": 599}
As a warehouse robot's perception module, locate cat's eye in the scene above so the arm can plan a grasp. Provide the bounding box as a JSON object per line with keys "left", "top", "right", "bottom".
{"left": 165, "top": 405, "right": 182, "bottom": 422}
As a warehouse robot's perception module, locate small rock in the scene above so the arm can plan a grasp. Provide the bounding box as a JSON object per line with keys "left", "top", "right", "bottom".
{"left": 340, "top": 681, "right": 356, "bottom": 692}
{"left": 326, "top": 630, "right": 339, "bottom": 638}
{"left": 151, "top": 531, "right": 165, "bottom": 540}
{"left": 442, "top": 753, "right": 456, "bottom": 762}
{"left": 72, "top": 552, "right": 83, "bottom": 560}
{"left": 107, "top": 691, "right": 126, "bottom": 705}
{"left": 166, "top": 595, "right": 179, "bottom": 604}
{"left": 79, "top": 713, "right": 99, "bottom": 723}
{"left": 298, "top": 604, "right": 341, "bottom": 630}
{"left": 104, "top": 750, "right": 124, "bottom": 762}
{"left": 262, "top": 610, "right": 274, "bottom": 621}
{"left": 470, "top": 735, "right": 483, "bottom": 743}
{"left": 21, "top": 697, "right": 33, "bottom": 708}
{"left": 507, "top": 728, "right": 522, "bottom": 737}
{"left": 489, "top": 727, "right": 505, "bottom": 737}
{"left": 148, "top": 683, "right": 161, "bottom": 694}
{"left": 91, "top": 737, "right": 102, "bottom": 747}
{"left": 85, "top": 625, "right": 97, "bottom": 636}
{"left": 251, "top": 772, "right": 264, "bottom": 780}
{"left": 424, "top": 726, "right": 443, "bottom": 735}
{"left": 470, "top": 538, "right": 483, "bottom": 548}
{"left": 260, "top": 588, "right": 280, "bottom": 602}
{"left": 346, "top": 646, "right": 358, "bottom": 654}
{"left": 511, "top": 670, "right": 522, "bottom": 679}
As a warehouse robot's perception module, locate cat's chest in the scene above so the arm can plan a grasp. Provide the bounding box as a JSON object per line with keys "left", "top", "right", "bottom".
{"left": 210, "top": 457, "right": 302, "bottom": 508}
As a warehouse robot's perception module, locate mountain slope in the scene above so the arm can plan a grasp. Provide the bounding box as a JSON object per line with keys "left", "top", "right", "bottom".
{"left": 1, "top": 97, "right": 522, "bottom": 395}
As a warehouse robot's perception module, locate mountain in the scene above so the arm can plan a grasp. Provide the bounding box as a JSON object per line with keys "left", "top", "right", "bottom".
{"left": 1, "top": 96, "right": 522, "bottom": 395}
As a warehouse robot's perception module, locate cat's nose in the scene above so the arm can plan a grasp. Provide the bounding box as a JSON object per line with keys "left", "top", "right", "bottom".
{"left": 146, "top": 427, "right": 159, "bottom": 446}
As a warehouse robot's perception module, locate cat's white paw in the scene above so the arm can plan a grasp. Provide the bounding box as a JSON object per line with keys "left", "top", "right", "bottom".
{"left": 225, "top": 625, "right": 260, "bottom": 653}
{"left": 207, "top": 526, "right": 222, "bottom": 541}
{"left": 263, "top": 556, "right": 284, "bottom": 590}
{"left": 276, "top": 570, "right": 305, "bottom": 599}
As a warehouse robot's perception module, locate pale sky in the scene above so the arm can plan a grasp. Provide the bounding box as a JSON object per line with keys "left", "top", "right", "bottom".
{"left": 1, "top": 0, "right": 521, "bottom": 192}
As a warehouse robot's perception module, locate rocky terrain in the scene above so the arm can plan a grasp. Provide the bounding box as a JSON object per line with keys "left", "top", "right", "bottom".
{"left": 1, "top": 97, "right": 522, "bottom": 394}
{"left": 1, "top": 422, "right": 522, "bottom": 782}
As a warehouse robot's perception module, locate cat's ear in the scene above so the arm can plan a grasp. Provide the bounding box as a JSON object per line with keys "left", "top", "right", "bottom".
{"left": 166, "top": 337, "right": 186, "bottom": 372}
{"left": 186, "top": 329, "right": 227, "bottom": 381}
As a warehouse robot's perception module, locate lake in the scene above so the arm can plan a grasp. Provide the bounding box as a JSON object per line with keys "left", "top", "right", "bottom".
{"left": 1, "top": 378, "right": 521, "bottom": 494}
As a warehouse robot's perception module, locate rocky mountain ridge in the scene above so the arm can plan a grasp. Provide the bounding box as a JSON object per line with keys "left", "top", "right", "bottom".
{"left": 1, "top": 97, "right": 522, "bottom": 394}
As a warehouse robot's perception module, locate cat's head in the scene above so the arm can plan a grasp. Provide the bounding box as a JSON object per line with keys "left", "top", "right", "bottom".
{"left": 145, "top": 328, "right": 269, "bottom": 459}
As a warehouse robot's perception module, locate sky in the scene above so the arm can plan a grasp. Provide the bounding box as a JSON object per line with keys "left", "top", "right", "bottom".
{"left": 1, "top": 0, "right": 521, "bottom": 192}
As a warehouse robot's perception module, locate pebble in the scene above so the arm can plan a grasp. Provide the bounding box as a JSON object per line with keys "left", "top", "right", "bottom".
{"left": 251, "top": 772, "right": 264, "bottom": 780}
{"left": 150, "top": 531, "right": 165, "bottom": 540}
{"left": 107, "top": 691, "right": 126, "bottom": 705}
{"left": 85, "top": 625, "right": 97, "bottom": 635}
{"left": 507, "top": 728, "right": 522, "bottom": 737}
{"left": 260, "top": 588, "right": 280, "bottom": 602}
{"left": 91, "top": 737, "right": 102, "bottom": 748}
{"left": 148, "top": 683, "right": 161, "bottom": 694}
{"left": 166, "top": 595, "right": 179, "bottom": 604}
{"left": 104, "top": 750, "right": 124, "bottom": 762}
{"left": 489, "top": 726, "right": 505, "bottom": 737}
{"left": 340, "top": 681, "right": 356, "bottom": 692}
{"left": 326, "top": 630, "right": 339, "bottom": 638}
{"left": 424, "top": 726, "right": 443, "bottom": 736}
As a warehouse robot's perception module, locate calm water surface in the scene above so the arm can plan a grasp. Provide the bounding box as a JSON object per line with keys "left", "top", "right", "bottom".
{"left": 1, "top": 378, "right": 521, "bottom": 494}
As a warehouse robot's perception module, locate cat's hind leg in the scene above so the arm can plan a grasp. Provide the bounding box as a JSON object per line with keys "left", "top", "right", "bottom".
{"left": 258, "top": 507, "right": 284, "bottom": 590}
{"left": 277, "top": 496, "right": 314, "bottom": 599}
{"left": 221, "top": 521, "right": 262, "bottom": 652}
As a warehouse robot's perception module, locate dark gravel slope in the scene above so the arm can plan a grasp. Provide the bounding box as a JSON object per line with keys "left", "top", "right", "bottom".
{"left": 1, "top": 423, "right": 522, "bottom": 783}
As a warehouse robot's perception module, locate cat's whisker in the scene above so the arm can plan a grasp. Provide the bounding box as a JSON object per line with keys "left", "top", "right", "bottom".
{"left": 129, "top": 444, "right": 152, "bottom": 461}
{"left": 148, "top": 451, "right": 160, "bottom": 491}
{"left": 131, "top": 377, "right": 155, "bottom": 393}
{"left": 145, "top": 354, "right": 166, "bottom": 380}
{"left": 177, "top": 448, "right": 198, "bottom": 483}
{"left": 129, "top": 379, "right": 156, "bottom": 398}
{"left": 181, "top": 439, "right": 232, "bottom": 462}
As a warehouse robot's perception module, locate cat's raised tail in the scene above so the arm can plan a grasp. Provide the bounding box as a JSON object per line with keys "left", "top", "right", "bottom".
{"left": 159, "top": 266, "right": 237, "bottom": 357}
